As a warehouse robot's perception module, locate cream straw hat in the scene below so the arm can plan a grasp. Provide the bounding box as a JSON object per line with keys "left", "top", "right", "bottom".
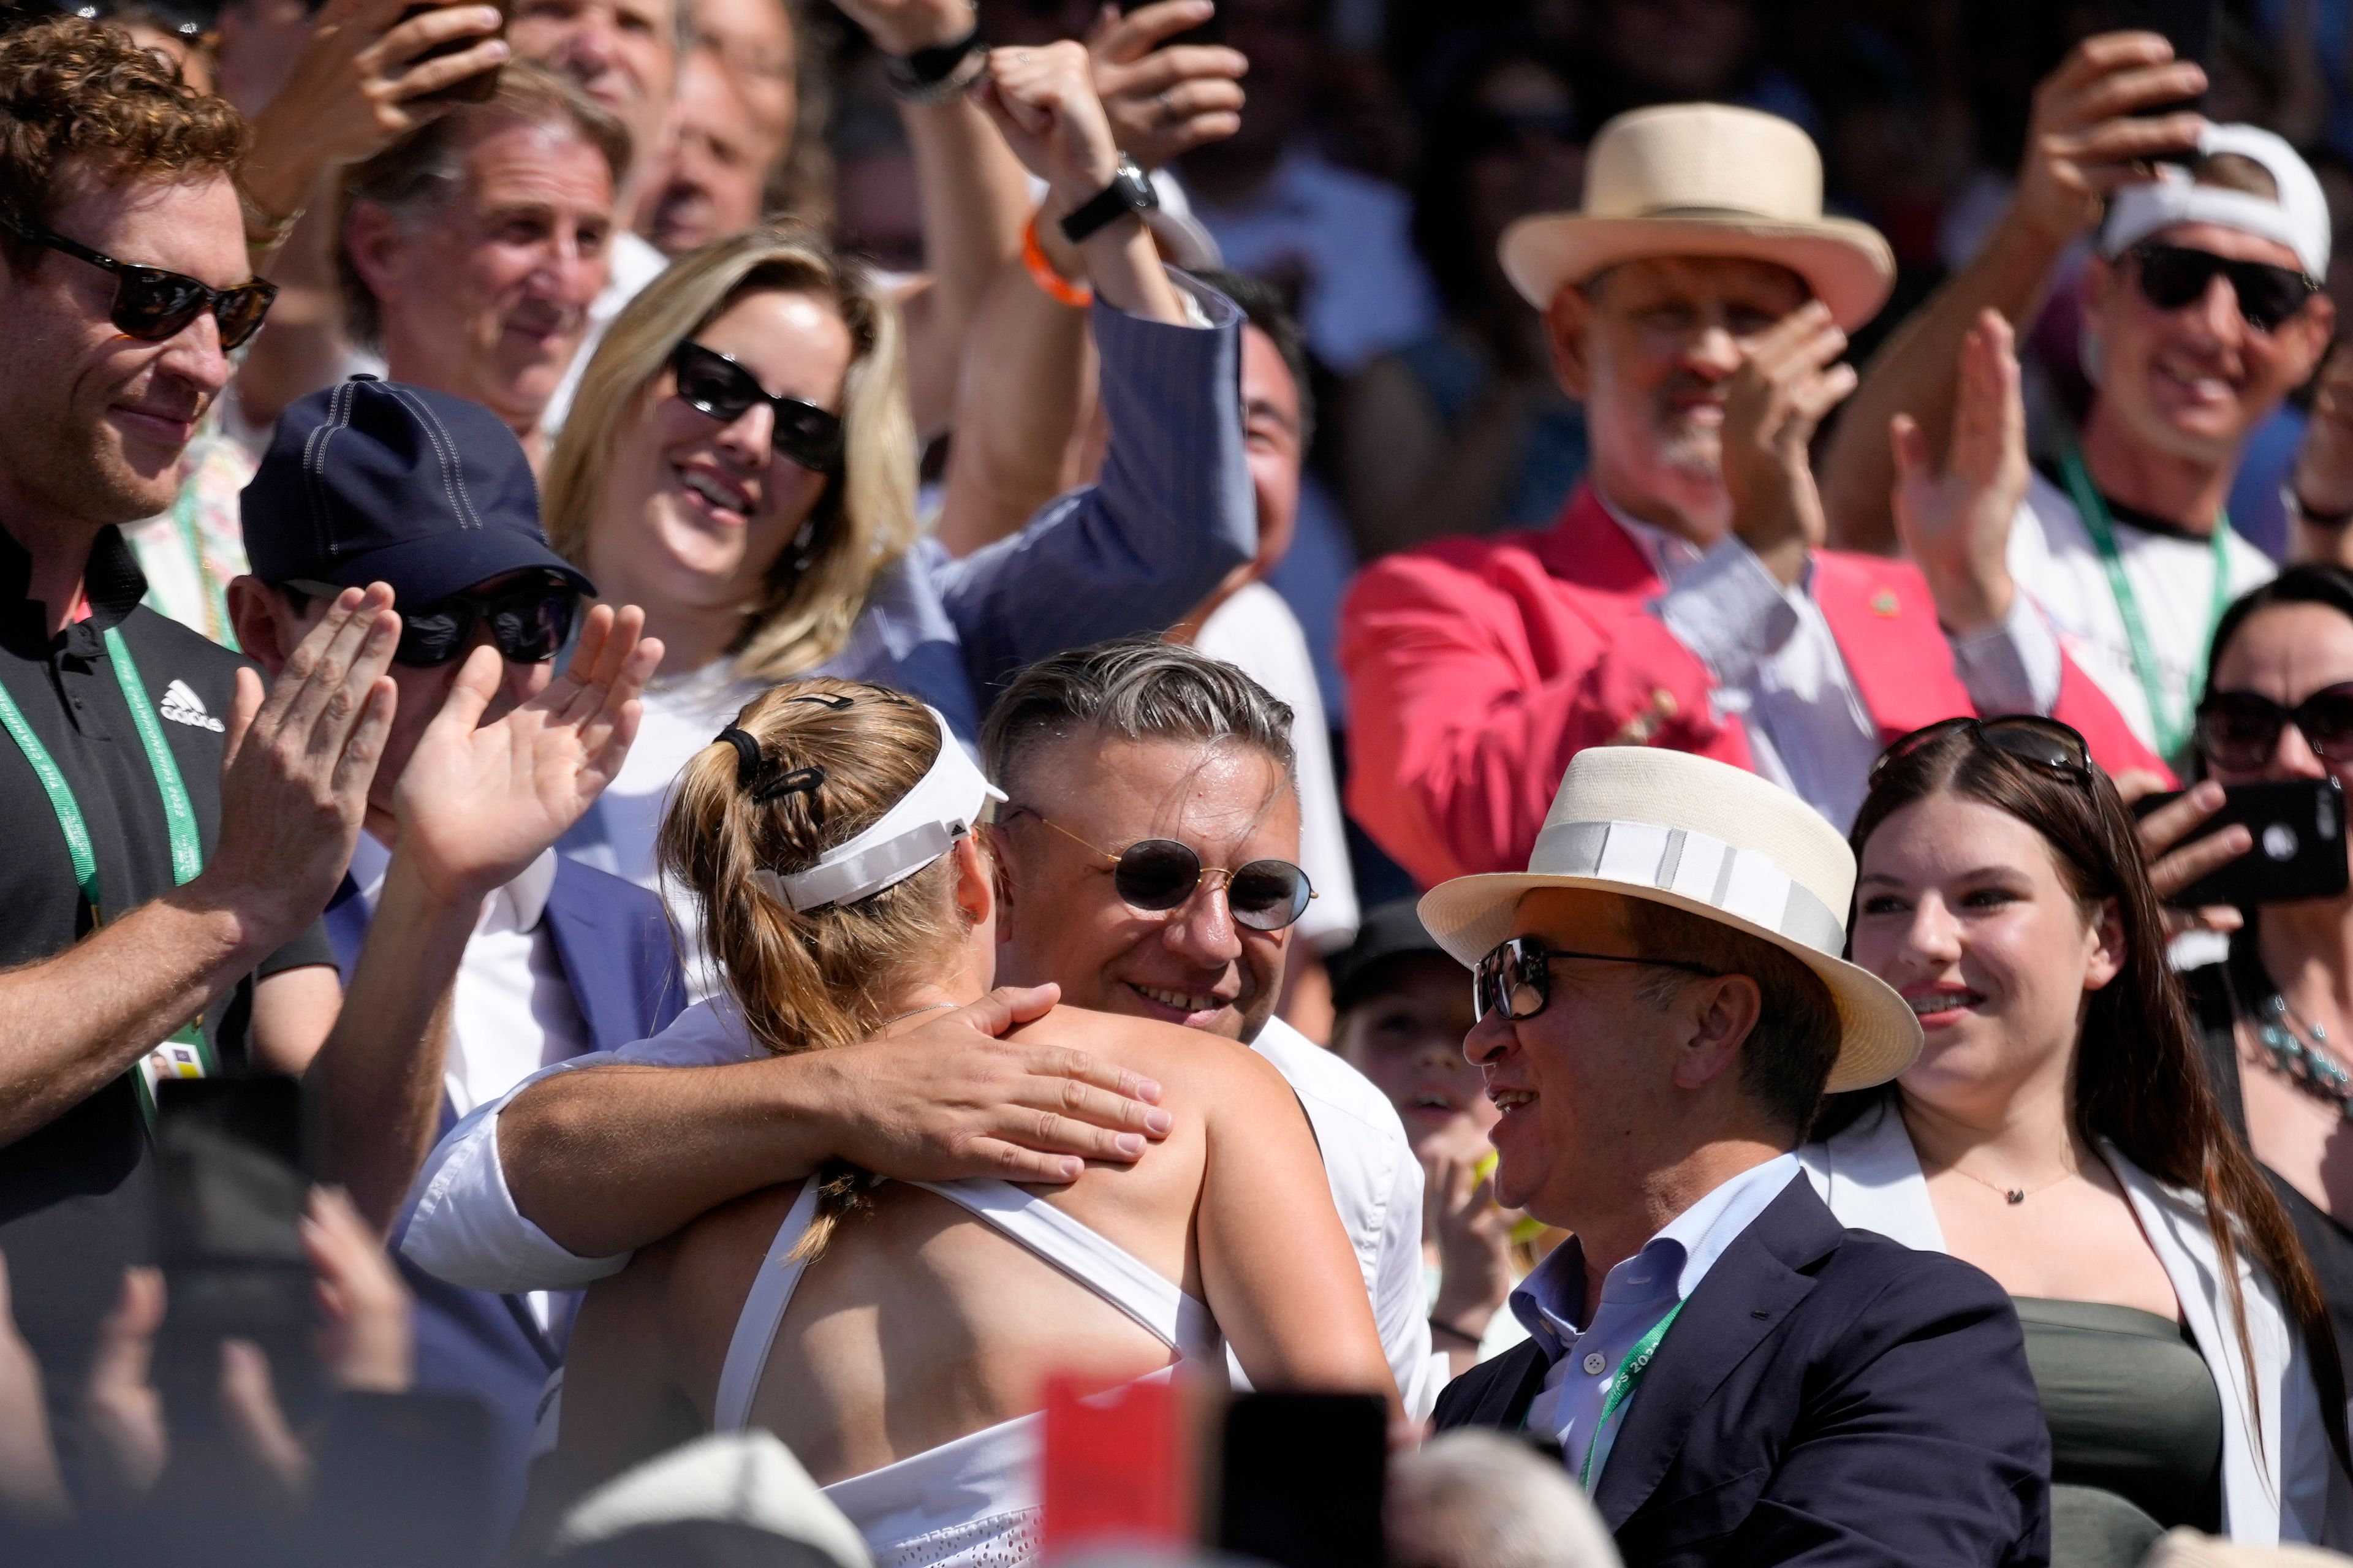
{"left": 1499, "top": 102, "right": 1896, "bottom": 331}
{"left": 1417, "top": 748, "right": 1921, "bottom": 1094}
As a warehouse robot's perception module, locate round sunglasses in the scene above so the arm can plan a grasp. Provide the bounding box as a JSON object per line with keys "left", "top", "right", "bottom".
{"left": 2, "top": 211, "right": 278, "bottom": 349}
{"left": 1871, "top": 715, "right": 2091, "bottom": 784}
{"left": 1009, "top": 807, "right": 1316, "bottom": 931}
{"left": 286, "top": 576, "right": 579, "bottom": 668}
{"left": 670, "top": 340, "right": 846, "bottom": 472}
{"left": 2196, "top": 683, "right": 2353, "bottom": 772}
{"left": 2128, "top": 243, "right": 2319, "bottom": 334}
{"left": 1471, "top": 935, "right": 1719, "bottom": 1023}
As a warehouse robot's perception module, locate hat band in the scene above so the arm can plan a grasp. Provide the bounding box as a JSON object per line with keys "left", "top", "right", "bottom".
{"left": 1528, "top": 819, "right": 1846, "bottom": 956}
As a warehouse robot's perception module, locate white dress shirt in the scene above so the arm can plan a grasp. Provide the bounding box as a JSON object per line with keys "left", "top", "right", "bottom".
{"left": 401, "top": 1002, "right": 1442, "bottom": 1420}
{"left": 1514, "top": 1153, "right": 1801, "bottom": 1483}
{"left": 1607, "top": 498, "right": 2066, "bottom": 830}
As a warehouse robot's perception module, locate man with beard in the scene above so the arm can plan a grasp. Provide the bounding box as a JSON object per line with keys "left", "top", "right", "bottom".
{"left": 1339, "top": 103, "right": 2161, "bottom": 887}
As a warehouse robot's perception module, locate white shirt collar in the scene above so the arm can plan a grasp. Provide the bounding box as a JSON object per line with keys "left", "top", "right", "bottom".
{"left": 1593, "top": 488, "right": 1710, "bottom": 580}
{"left": 349, "top": 832, "right": 558, "bottom": 934}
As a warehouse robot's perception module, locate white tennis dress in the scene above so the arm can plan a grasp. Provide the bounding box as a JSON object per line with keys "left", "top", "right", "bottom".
{"left": 714, "top": 1177, "right": 1220, "bottom": 1567}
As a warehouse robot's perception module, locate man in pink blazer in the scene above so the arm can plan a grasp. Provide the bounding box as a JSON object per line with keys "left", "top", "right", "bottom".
{"left": 1342, "top": 104, "right": 2162, "bottom": 888}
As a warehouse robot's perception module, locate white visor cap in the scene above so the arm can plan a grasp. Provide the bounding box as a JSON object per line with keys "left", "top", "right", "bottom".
{"left": 2099, "top": 122, "right": 2332, "bottom": 281}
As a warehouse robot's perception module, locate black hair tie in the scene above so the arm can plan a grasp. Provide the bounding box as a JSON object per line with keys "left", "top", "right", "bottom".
{"left": 789, "top": 692, "right": 855, "bottom": 711}
{"left": 716, "top": 726, "right": 764, "bottom": 787}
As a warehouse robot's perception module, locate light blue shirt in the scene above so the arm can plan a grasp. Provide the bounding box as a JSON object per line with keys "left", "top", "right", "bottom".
{"left": 1512, "top": 1153, "right": 1802, "bottom": 1485}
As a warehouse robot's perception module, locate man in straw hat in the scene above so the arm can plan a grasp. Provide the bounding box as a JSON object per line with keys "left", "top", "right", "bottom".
{"left": 1427, "top": 746, "right": 2050, "bottom": 1568}
{"left": 1339, "top": 102, "right": 2158, "bottom": 889}
{"left": 1820, "top": 31, "right": 2343, "bottom": 765}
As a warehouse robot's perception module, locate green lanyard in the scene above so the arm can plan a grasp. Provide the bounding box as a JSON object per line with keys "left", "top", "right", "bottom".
{"left": 0, "top": 624, "right": 215, "bottom": 1123}
{"left": 2057, "top": 443, "right": 2234, "bottom": 760}
{"left": 1578, "top": 1299, "right": 1686, "bottom": 1490}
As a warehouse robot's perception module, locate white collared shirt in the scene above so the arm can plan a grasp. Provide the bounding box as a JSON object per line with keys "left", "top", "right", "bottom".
{"left": 1515, "top": 1153, "right": 1802, "bottom": 1483}
{"left": 1605, "top": 498, "right": 2064, "bottom": 831}
{"left": 401, "top": 1001, "right": 1442, "bottom": 1420}
{"left": 346, "top": 836, "right": 589, "bottom": 1119}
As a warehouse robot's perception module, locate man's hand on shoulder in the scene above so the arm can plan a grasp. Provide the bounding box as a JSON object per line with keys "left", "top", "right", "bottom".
{"left": 794, "top": 983, "right": 1176, "bottom": 1184}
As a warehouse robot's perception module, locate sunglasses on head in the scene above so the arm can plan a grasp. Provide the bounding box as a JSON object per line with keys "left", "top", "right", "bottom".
{"left": 669, "top": 340, "right": 845, "bottom": 472}
{"left": 1871, "top": 715, "right": 2092, "bottom": 784}
{"left": 1, "top": 211, "right": 278, "bottom": 350}
{"left": 2128, "top": 243, "right": 2319, "bottom": 333}
{"left": 286, "top": 575, "right": 580, "bottom": 668}
{"left": 1471, "top": 934, "right": 1719, "bottom": 1023}
{"left": 2196, "top": 683, "right": 2353, "bottom": 771}
{"left": 1009, "top": 807, "right": 1316, "bottom": 931}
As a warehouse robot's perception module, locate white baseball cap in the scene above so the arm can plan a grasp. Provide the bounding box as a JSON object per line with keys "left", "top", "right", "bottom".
{"left": 2099, "top": 123, "right": 2332, "bottom": 281}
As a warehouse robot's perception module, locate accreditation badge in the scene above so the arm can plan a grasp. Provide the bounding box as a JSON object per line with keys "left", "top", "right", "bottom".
{"left": 133, "top": 1017, "right": 214, "bottom": 1129}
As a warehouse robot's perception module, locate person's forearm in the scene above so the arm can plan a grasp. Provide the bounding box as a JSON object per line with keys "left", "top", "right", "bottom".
{"left": 1819, "top": 208, "right": 2071, "bottom": 554}
{"left": 934, "top": 253, "right": 1094, "bottom": 556}
{"left": 499, "top": 1053, "right": 851, "bottom": 1259}
{"left": 901, "top": 93, "right": 1034, "bottom": 437}
{"left": 307, "top": 857, "right": 479, "bottom": 1233}
{"left": 1074, "top": 218, "right": 1184, "bottom": 323}
{"left": 0, "top": 882, "right": 285, "bottom": 1147}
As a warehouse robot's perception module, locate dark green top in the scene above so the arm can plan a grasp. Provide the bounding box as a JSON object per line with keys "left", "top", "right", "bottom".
{"left": 2014, "top": 1297, "right": 2224, "bottom": 1568}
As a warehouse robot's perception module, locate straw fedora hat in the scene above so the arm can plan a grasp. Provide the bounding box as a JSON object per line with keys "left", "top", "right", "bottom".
{"left": 1417, "top": 748, "right": 1920, "bottom": 1094}
{"left": 1499, "top": 102, "right": 1896, "bottom": 331}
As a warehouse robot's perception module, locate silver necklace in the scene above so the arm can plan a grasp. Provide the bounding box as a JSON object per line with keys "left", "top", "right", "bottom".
{"left": 879, "top": 1001, "right": 957, "bottom": 1029}
{"left": 2257, "top": 993, "right": 2353, "bottom": 1119}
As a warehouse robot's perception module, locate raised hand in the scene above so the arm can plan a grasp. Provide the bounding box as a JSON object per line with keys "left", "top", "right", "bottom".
{"left": 979, "top": 41, "right": 1124, "bottom": 211}
{"left": 0, "top": 1254, "right": 69, "bottom": 1525}
{"left": 1721, "top": 300, "right": 1856, "bottom": 585}
{"left": 304, "top": 1187, "right": 412, "bottom": 1395}
{"left": 2010, "top": 32, "right": 2207, "bottom": 247}
{"left": 1892, "top": 309, "right": 2028, "bottom": 636}
{"left": 826, "top": 0, "right": 974, "bottom": 56}
{"left": 389, "top": 602, "right": 661, "bottom": 907}
{"left": 205, "top": 585, "right": 400, "bottom": 951}
{"left": 240, "top": 0, "right": 510, "bottom": 224}
{"left": 1086, "top": 0, "right": 1247, "bottom": 168}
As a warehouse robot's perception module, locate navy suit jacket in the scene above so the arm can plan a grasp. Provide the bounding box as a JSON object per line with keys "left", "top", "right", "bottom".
{"left": 325, "top": 855, "right": 684, "bottom": 1520}
{"left": 1434, "top": 1176, "right": 2052, "bottom": 1568}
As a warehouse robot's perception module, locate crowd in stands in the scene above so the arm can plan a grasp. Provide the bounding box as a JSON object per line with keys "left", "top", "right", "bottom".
{"left": 15, "top": 0, "right": 2353, "bottom": 1564}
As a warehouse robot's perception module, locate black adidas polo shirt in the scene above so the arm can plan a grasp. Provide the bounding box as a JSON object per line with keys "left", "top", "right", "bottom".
{"left": 0, "top": 525, "right": 333, "bottom": 1392}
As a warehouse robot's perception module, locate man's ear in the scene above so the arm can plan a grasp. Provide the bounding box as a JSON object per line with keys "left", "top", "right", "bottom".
{"left": 1669, "top": 972, "right": 1764, "bottom": 1094}
{"left": 980, "top": 822, "right": 1018, "bottom": 946}
{"left": 1545, "top": 286, "right": 1594, "bottom": 400}
{"left": 340, "top": 201, "right": 410, "bottom": 312}
{"left": 225, "top": 576, "right": 298, "bottom": 678}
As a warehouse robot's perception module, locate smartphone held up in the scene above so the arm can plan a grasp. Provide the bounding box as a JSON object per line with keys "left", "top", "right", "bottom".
{"left": 396, "top": 0, "right": 510, "bottom": 105}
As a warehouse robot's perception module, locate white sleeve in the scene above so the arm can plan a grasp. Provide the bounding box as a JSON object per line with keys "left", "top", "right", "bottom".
{"left": 1374, "top": 1140, "right": 1441, "bottom": 1423}
{"left": 400, "top": 1054, "right": 635, "bottom": 1292}
{"left": 1651, "top": 539, "right": 1803, "bottom": 687}
{"left": 399, "top": 999, "right": 760, "bottom": 1293}
{"left": 1946, "top": 591, "right": 2065, "bottom": 718}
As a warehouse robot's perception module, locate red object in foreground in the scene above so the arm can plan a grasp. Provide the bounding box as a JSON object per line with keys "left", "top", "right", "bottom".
{"left": 1040, "top": 1374, "right": 1192, "bottom": 1556}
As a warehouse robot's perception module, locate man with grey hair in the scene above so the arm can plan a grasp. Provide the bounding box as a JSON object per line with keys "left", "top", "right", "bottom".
{"left": 337, "top": 63, "right": 629, "bottom": 466}
{"left": 1389, "top": 1431, "right": 1623, "bottom": 1568}
{"left": 400, "top": 636, "right": 1442, "bottom": 1418}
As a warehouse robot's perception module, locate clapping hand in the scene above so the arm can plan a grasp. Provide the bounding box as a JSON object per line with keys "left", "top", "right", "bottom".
{"left": 1086, "top": 1, "right": 1247, "bottom": 167}
{"left": 979, "top": 41, "right": 1126, "bottom": 212}
{"left": 1892, "top": 309, "right": 2028, "bottom": 636}
{"left": 1721, "top": 301, "right": 1856, "bottom": 585}
{"left": 390, "top": 603, "right": 661, "bottom": 909}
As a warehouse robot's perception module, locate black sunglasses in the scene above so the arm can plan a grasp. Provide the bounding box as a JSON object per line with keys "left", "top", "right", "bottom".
{"left": 670, "top": 341, "right": 845, "bottom": 472}
{"left": 287, "top": 575, "right": 579, "bottom": 668}
{"left": 1, "top": 211, "right": 278, "bottom": 350}
{"left": 1009, "top": 807, "right": 1316, "bottom": 931}
{"left": 1471, "top": 935, "right": 1719, "bottom": 1023}
{"left": 2128, "top": 243, "right": 2319, "bottom": 333}
{"left": 1871, "top": 715, "right": 2092, "bottom": 784}
{"left": 2196, "top": 683, "right": 2353, "bottom": 771}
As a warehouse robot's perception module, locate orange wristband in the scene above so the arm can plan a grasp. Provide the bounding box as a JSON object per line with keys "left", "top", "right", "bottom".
{"left": 1023, "top": 213, "right": 1093, "bottom": 309}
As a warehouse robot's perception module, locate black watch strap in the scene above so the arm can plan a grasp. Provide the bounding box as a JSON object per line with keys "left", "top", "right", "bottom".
{"left": 1059, "top": 156, "right": 1158, "bottom": 247}
{"left": 886, "top": 27, "right": 985, "bottom": 103}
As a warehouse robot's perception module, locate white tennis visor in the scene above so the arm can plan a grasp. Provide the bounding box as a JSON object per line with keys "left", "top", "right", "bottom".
{"left": 754, "top": 705, "right": 1007, "bottom": 913}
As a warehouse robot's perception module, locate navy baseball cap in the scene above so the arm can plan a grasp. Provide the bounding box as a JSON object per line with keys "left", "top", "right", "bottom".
{"left": 241, "top": 376, "right": 595, "bottom": 605}
{"left": 1328, "top": 899, "right": 1460, "bottom": 1014}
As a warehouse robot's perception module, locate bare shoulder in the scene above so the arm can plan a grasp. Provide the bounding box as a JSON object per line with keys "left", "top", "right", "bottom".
{"left": 1006, "top": 1007, "right": 1300, "bottom": 1116}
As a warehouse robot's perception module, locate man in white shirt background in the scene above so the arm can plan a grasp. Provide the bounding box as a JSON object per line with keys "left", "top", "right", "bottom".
{"left": 403, "top": 636, "right": 1441, "bottom": 1419}
{"left": 1820, "top": 31, "right": 2353, "bottom": 763}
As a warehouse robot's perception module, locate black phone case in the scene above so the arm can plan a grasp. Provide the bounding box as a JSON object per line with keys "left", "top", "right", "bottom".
{"left": 2134, "top": 777, "right": 2349, "bottom": 908}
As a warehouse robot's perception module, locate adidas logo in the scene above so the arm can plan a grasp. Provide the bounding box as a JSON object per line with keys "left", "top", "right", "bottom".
{"left": 158, "top": 679, "right": 224, "bottom": 733}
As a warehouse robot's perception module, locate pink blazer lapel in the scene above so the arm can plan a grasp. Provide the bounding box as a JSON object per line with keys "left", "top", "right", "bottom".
{"left": 1810, "top": 553, "right": 1974, "bottom": 741}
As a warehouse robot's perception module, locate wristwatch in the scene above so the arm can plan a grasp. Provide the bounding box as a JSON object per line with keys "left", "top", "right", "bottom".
{"left": 1059, "top": 154, "right": 1159, "bottom": 247}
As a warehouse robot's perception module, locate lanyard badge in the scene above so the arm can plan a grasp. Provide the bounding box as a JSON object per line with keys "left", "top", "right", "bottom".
{"left": 0, "top": 624, "right": 214, "bottom": 1130}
